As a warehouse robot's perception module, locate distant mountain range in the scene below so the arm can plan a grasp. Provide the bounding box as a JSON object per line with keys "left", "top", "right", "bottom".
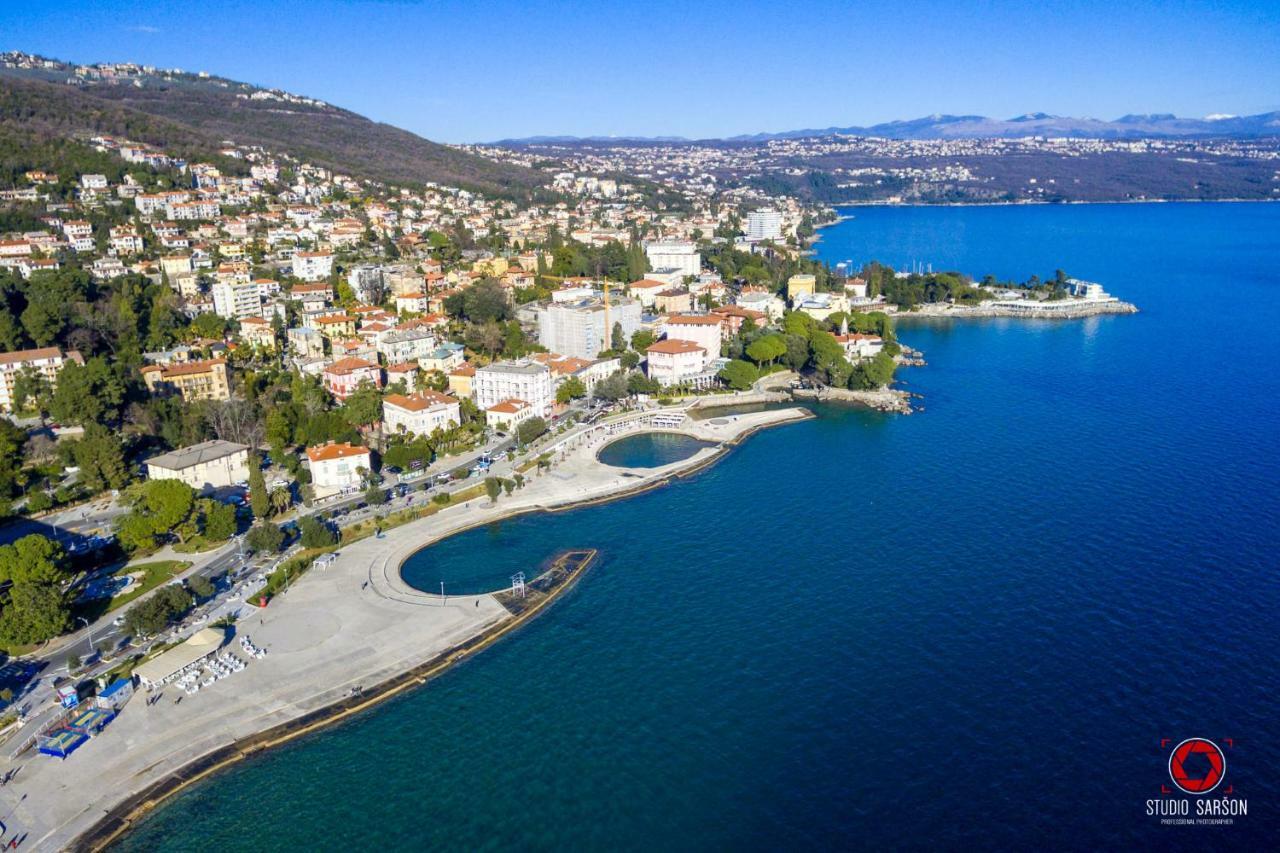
{"left": 495, "top": 111, "right": 1280, "bottom": 145}
{"left": 0, "top": 51, "right": 549, "bottom": 199}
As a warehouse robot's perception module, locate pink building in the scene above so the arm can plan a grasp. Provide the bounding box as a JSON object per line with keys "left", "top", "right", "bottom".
{"left": 323, "top": 357, "right": 383, "bottom": 401}
{"left": 646, "top": 338, "right": 709, "bottom": 387}
{"left": 664, "top": 314, "right": 724, "bottom": 355}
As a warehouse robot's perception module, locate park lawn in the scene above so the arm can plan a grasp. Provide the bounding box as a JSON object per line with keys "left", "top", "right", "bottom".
{"left": 72, "top": 560, "right": 191, "bottom": 623}
{"left": 172, "top": 535, "right": 230, "bottom": 554}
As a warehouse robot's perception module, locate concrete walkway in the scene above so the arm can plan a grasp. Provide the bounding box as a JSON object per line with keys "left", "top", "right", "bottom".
{"left": 0, "top": 406, "right": 809, "bottom": 851}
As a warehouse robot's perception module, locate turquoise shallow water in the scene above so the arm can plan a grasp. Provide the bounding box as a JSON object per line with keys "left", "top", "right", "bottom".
{"left": 119, "top": 203, "right": 1280, "bottom": 850}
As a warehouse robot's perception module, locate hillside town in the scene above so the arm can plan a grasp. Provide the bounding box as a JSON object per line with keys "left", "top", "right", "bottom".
{"left": 476, "top": 132, "right": 1280, "bottom": 203}
{"left": 0, "top": 112, "right": 921, "bottom": 677}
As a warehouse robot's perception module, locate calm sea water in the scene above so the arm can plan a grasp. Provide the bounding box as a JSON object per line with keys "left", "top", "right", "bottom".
{"left": 120, "top": 203, "right": 1280, "bottom": 850}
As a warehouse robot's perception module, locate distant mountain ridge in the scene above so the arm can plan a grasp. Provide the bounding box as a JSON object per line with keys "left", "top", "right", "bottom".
{"left": 0, "top": 51, "right": 550, "bottom": 199}
{"left": 495, "top": 111, "right": 1280, "bottom": 145}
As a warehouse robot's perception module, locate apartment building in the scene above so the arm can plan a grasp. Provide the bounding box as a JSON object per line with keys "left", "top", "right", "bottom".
{"left": 473, "top": 360, "right": 554, "bottom": 416}
{"left": 382, "top": 391, "right": 462, "bottom": 438}
{"left": 0, "top": 346, "right": 83, "bottom": 412}
{"left": 140, "top": 358, "right": 231, "bottom": 402}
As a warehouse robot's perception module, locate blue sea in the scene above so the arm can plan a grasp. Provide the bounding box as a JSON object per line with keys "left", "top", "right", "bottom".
{"left": 119, "top": 203, "right": 1280, "bottom": 850}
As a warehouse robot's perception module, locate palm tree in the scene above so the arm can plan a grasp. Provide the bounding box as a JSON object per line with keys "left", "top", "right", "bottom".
{"left": 269, "top": 486, "right": 292, "bottom": 516}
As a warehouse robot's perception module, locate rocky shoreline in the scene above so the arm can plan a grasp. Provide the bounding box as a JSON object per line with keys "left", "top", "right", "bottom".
{"left": 792, "top": 386, "right": 913, "bottom": 413}
{"left": 903, "top": 300, "right": 1139, "bottom": 320}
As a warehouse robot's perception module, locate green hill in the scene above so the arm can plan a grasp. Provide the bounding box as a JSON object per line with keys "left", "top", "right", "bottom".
{"left": 0, "top": 61, "right": 549, "bottom": 200}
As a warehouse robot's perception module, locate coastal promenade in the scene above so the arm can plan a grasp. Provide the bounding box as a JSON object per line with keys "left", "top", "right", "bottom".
{"left": 904, "top": 299, "right": 1138, "bottom": 319}
{"left": 1, "top": 406, "right": 808, "bottom": 852}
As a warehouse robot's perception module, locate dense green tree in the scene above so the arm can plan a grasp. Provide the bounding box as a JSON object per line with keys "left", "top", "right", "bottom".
{"left": 49, "top": 357, "right": 125, "bottom": 426}
{"left": 484, "top": 476, "right": 501, "bottom": 504}
{"left": 462, "top": 320, "right": 504, "bottom": 359}
{"left": 124, "top": 584, "right": 192, "bottom": 638}
{"left": 783, "top": 334, "right": 810, "bottom": 371}
{"left": 0, "top": 535, "right": 70, "bottom": 644}
{"left": 299, "top": 515, "right": 337, "bottom": 549}
{"left": 116, "top": 479, "right": 198, "bottom": 550}
{"left": 746, "top": 334, "right": 787, "bottom": 367}
{"left": 626, "top": 371, "right": 661, "bottom": 395}
{"left": 555, "top": 376, "right": 587, "bottom": 403}
{"left": 201, "top": 499, "right": 237, "bottom": 541}
{"left": 188, "top": 312, "right": 228, "bottom": 339}
{"left": 364, "top": 484, "right": 387, "bottom": 505}
{"left": 11, "top": 366, "right": 52, "bottom": 417}
{"left": 64, "top": 423, "right": 130, "bottom": 493}
{"left": 0, "top": 418, "right": 29, "bottom": 505}
{"left": 341, "top": 382, "right": 383, "bottom": 428}
{"left": 187, "top": 574, "right": 215, "bottom": 600}
{"left": 719, "top": 359, "right": 758, "bottom": 391}
{"left": 20, "top": 298, "right": 63, "bottom": 346}
{"left": 849, "top": 351, "right": 898, "bottom": 390}
{"left": 248, "top": 456, "right": 269, "bottom": 519}
{"left": 446, "top": 279, "right": 510, "bottom": 324}
{"left": 516, "top": 416, "right": 547, "bottom": 446}
{"left": 246, "top": 522, "right": 286, "bottom": 553}
{"left": 809, "top": 331, "right": 851, "bottom": 387}
{"left": 0, "top": 581, "right": 70, "bottom": 644}
{"left": 592, "top": 370, "right": 629, "bottom": 401}
{"left": 630, "top": 329, "right": 656, "bottom": 352}
{"left": 0, "top": 535, "right": 65, "bottom": 586}
{"left": 611, "top": 322, "right": 626, "bottom": 353}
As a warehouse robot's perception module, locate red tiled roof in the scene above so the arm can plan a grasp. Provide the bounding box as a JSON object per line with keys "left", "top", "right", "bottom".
{"left": 647, "top": 339, "right": 706, "bottom": 355}
{"left": 305, "top": 442, "right": 370, "bottom": 463}
{"left": 384, "top": 391, "right": 458, "bottom": 412}
{"left": 324, "top": 357, "right": 378, "bottom": 374}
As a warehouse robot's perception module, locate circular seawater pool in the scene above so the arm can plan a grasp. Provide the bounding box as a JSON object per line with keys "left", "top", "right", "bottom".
{"left": 597, "top": 432, "right": 714, "bottom": 469}
{"left": 398, "top": 518, "right": 564, "bottom": 595}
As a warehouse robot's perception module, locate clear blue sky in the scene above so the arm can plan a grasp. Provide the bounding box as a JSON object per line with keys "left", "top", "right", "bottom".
{"left": 5, "top": 0, "right": 1280, "bottom": 142}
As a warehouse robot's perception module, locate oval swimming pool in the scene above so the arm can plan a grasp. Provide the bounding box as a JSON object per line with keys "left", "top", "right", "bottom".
{"left": 597, "top": 432, "right": 714, "bottom": 469}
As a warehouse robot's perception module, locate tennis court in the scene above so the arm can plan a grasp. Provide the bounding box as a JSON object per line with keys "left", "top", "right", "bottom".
{"left": 37, "top": 728, "right": 87, "bottom": 759}
{"left": 67, "top": 706, "right": 115, "bottom": 735}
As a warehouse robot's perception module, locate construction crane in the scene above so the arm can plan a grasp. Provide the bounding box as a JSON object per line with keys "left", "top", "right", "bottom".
{"left": 602, "top": 280, "right": 611, "bottom": 350}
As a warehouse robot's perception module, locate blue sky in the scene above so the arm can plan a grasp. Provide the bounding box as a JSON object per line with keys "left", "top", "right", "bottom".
{"left": 5, "top": 0, "right": 1279, "bottom": 142}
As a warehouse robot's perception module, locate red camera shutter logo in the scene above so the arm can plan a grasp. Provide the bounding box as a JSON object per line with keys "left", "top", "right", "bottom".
{"left": 1168, "top": 738, "right": 1226, "bottom": 794}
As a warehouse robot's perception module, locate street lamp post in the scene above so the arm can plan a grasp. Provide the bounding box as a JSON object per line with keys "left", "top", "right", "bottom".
{"left": 76, "top": 616, "right": 93, "bottom": 656}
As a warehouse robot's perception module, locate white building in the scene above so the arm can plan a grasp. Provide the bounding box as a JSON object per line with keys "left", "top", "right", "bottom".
{"left": 377, "top": 329, "right": 437, "bottom": 364}
{"left": 144, "top": 440, "right": 251, "bottom": 491}
{"left": 383, "top": 391, "right": 462, "bottom": 438}
{"left": 664, "top": 315, "right": 724, "bottom": 356}
{"left": 646, "top": 339, "right": 710, "bottom": 386}
{"left": 1067, "top": 279, "right": 1112, "bottom": 300}
{"left": 0, "top": 346, "right": 83, "bottom": 413}
{"left": 485, "top": 398, "right": 536, "bottom": 433}
{"left": 293, "top": 251, "right": 334, "bottom": 282}
{"left": 747, "top": 208, "right": 783, "bottom": 242}
{"left": 644, "top": 241, "right": 700, "bottom": 279}
{"left": 473, "top": 360, "right": 554, "bottom": 416}
{"left": 736, "top": 289, "right": 786, "bottom": 321}
{"left": 306, "top": 442, "right": 372, "bottom": 499}
{"left": 834, "top": 332, "right": 885, "bottom": 360}
{"left": 211, "top": 280, "right": 263, "bottom": 320}
{"left": 536, "top": 296, "right": 642, "bottom": 360}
